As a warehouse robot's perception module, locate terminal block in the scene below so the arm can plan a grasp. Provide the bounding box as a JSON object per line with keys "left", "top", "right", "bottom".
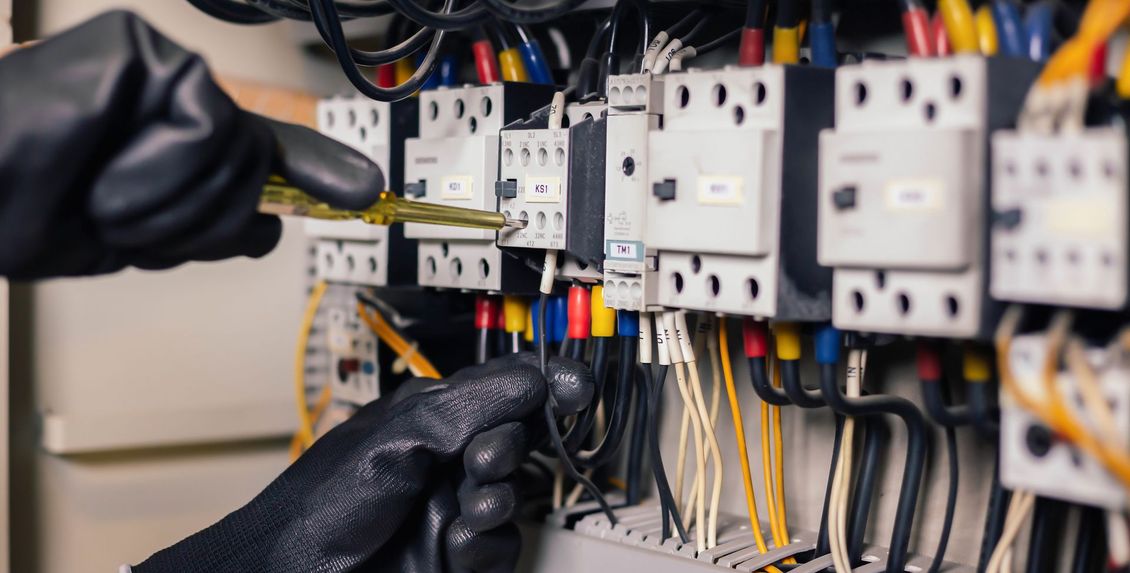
{"left": 311, "top": 96, "right": 418, "bottom": 287}
{"left": 1000, "top": 334, "right": 1129, "bottom": 508}
{"left": 603, "top": 74, "right": 663, "bottom": 311}
{"left": 404, "top": 83, "right": 553, "bottom": 292}
{"left": 497, "top": 101, "right": 608, "bottom": 272}
{"left": 818, "top": 56, "right": 1039, "bottom": 338}
{"left": 991, "top": 128, "right": 1129, "bottom": 309}
{"left": 646, "top": 66, "right": 833, "bottom": 320}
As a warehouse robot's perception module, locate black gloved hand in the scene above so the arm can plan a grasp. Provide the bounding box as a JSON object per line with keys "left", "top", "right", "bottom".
{"left": 133, "top": 354, "right": 593, "bottom": 573}
{"left": 0, "top": 10, "right": 383, "bottom": 279}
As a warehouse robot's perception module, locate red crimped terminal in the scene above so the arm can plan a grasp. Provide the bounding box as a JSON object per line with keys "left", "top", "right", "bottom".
{"left": 738, "top": 28, "right": 765, "bottom": 67}
{"left": 932, "top": 12, "right": 952, "bottom": 56}
{"left": 916, "top": 341, "right": 943, "bottom": 381}
{"left": 567, "top": 286, "right": 591, "bottom": 340}
{"left": 474, "top": 295, "right": 495, "bottom": 330}
{"left": 376, "top": 64, "right": 396, "bottom": 88}
{"left": 902, "top": 7, "right": 934, "bottom": 57}
{"left": 492, "top": 297, "right": 506, "bottom": 330}
{"left": 472, "top": 39, "right": 501, "bottom": 85}
{"left": 742, "top": 317, "right": 769, "bottom": 358}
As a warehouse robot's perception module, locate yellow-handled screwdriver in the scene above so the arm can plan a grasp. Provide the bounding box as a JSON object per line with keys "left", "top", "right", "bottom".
{"left": 259, "top": 179, "right": 527, "bottom": 231}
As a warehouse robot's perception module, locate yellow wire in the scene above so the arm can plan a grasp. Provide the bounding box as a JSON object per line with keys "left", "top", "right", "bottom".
{"left": 771, "top": 364, "right": 793, "bottom": 561}
{"left": 975, "top": 5, "right": 999, "bottom": 55}
{"left": 294, "top": 281, "right": 328, "bottom": 450}
{"left": 719, "top": 319, "right": 782, "bottom": 573}
{"left": 1065, "top": 338, "right": 1123, "bottom": 450}
{"left": 938, "top": 0, "right": 979, "bottom": 53}
{"left": 1118, "top": 40, "right": 1130, "bottom": 99}
{"left": 357, "top": 301, "right": 441, "bottom": 379}
{"left": 996, "top": 306, "right": 1130, "bottom": 491}
{"left": 761, "top": 353, "right": 786, "bottom": 550}
{"left": 1039, "top": 0, "right": 1130, "bottom": 86}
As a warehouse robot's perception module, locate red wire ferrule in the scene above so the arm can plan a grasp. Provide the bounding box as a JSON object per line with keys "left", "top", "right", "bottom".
{"left": 474, "top": 295, "right": 494, "bottom": 330}
{"left": 902, "top": 7, "right": 934, "bottom": 57}
{"left": 932, "top": 12, "right": 952, "bottom": 56}
{"left": 567, "top": 286, "right": 591, "bottom": 340}
{"left": 738, "top": 28, "right": 765, "bottom": 67}
{"left": 376, "top": 64, "right": 397, "bottom": 88}
{"left": 472, "top": 39, "right": 501, "bottom": 85}
{"left": 916, "top": 341, "right": 943, "bottom": 381}
{"left": 742, "top": 318, "right": 769, "bottom": 358}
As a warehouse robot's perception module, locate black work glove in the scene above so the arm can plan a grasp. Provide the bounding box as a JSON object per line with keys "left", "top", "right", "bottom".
{"left": 0, "top": 10, "right": 383, "bottom": 279}
{"left": 133, "top": 354, "right": 593, "bottom": 573}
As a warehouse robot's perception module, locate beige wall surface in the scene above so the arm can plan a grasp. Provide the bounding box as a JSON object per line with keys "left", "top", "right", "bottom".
{"left": 10, "top": 2, "right": 336, "bottom": 571}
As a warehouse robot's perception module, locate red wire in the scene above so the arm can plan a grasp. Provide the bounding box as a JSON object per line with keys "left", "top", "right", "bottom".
{"left": 376, "top": 64, "right": 397, "bottom": 88}
{"left": 472, "top": 39, "right": 502, "bottom": 85}
{"left": 932, "top": 12, "right": 952, "bottom": 57}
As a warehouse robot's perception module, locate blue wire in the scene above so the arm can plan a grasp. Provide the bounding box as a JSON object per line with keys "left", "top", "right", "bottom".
{"left": 438, "top": 54, "right": 458, "bottom": 86}
{"left": 991, "top": 0, "right": 1026, "bottom": 58}
{"left": 809, "top": 21, "right": 838, "bottom": 68}
{"left": 519, "top": 41, "right": 554, "bottom": 84}
{"left": 416, "top": 45, "right": 441, "bottom": 90}
{"left": 1024, "top": 1, "right": 1054, "bottom": 62}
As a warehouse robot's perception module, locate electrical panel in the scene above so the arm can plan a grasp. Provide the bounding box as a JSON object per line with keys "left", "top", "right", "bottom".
{"left": 325, "top": 303, "right": 380, "bottom": 406}
{"left": 603, "top": 73, "right": 663, "bottom": 311}
{"left": 312, "top": 95, "right": 418, "bottom": 287}
{"left": 404, "top": 83, "right": 553, "bottom": 292}
{"left": 646, "top": 66, "right": 833, "bottom": 319}
{"left": 1000, "top": 334, "right": 1129, "bottom": 509}
{"left": 818, "top": 56, "right": 1039, "bottom": 338}
{"left": 497, "top": 101, "right": 608, "bottom": 270}
{"left": 990, "top": 128, "right": 1130, "bottom": 309}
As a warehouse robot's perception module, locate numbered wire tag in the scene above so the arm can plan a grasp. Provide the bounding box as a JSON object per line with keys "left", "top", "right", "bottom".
{"left": 525, "top": 176, "right": 562, "bottom": 203}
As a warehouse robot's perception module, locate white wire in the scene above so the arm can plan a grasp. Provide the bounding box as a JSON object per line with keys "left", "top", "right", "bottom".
{"left": 547, "top": 90, "right": 566, "bottom": 130}
{"left": 546, "top": 27, "right": 572, "bottom": 69}
{"left": 985, "top": 490, "right": 1036, "bottom": 573}
{"left": 540, "top": 250, "right": 558, "bottom": 295}
{"left": 651, "top": 38, "right": 683, "bottom": 74}
{"left": 1108, "top": 511, "right": 1130, "bottom": 567}
{"left": 641, "top": 30, "right": 669, "bottom": 72}
{"left": 830, "top": 349, "right": 863, "bottom": 572}
{"left": 669, "top": 46, "right": 697, "bottom": 72}
{"left": 677, "top": 311, "right": 723, "bottom": 548}
{"left": 664, "top": 311, "right": 707, "bottom": 553}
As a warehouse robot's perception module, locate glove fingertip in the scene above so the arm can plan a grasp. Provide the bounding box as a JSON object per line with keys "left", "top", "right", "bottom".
{"left": 264, "top": 117, "right": 384, "bottom": 210}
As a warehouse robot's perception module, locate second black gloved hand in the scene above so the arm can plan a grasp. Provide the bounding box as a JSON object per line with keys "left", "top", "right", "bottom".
{"left": 0, "top": 10, "right": 383, "bottom": 279}
{"left": 133, "top": 354, "right": 593, "bottom": 573}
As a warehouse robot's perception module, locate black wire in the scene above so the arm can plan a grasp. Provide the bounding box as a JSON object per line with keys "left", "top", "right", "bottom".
{"left": 572, "top": 337, "right": 636, "bottom": 469}
{"left": 810, "top": 0, "right": 833, "bottom": 24}
{"left": 538, "top": 293, "right": 618, "bottom": 525}
{"left": 626, "top": 365, "right": 648, "bottom": 506}
{"left": 776, "top": 0, "right": 803, "bottom": 28}
{"left": 815, "top": 414, "right": 844, "bottom": 556}
{"left": 1025, "top": 497, "right": 1066, "bottom": 573}
{"left": 921, "top": 376, "right": 972, "bottom": 427}
{"left": 607, "top": 0, "right": 651, "bottom": 57}
{"left": 819, "top": 363, "right": 928, "bottom": 573}
{"left": 475, "top": 328, "right": 490, "bottom": 364}
{"left": 977, "top": 460, "right": 1012, "bottom": 572}
{"left": 748, "top": 357, "right": 790, "bottom": 406}
{"left": 668, "top": 8, "right": 705, "bottom": 37}
{"left": 968, "top": 380, "right": 1000, "bottom": 439}
{"left": 679, "top": 16, "right": 711, "bottom": 44}
{"left": 848, "top": 417, "right": 888, "bottom": 563}
{"left": 564, "top": 337, "right": 612, "bottom": 453}
{"left": 1072, "top": 505, "right": 1107, "bottom": 573}
{"left": 780, "top": 359, "right": 823, "bottom": 408}
{"left": 693, "top": 27, "right": 742, "bottom": 55}
{"left": 569, "top": 338, "right": 586, "bottom": 362}
{"left": 745, "top": 0, "right": 767, "bottom": 28}
{"left": 384, "top": 0, "right": 491, "bottom": 30}
{"left": 477, "top": 0, "right": 589, "bottom": 24}
{"left": 311, "top": 0, "right": 448, "bottom": 101}
{"left": 926, "top": 425, "right": 958, "bottom": 573}
{"left": 644, "top": 365, "right": 690, "bottom": 543}
{"left": 187, "top": 0, "right": 281, "bottom": 24}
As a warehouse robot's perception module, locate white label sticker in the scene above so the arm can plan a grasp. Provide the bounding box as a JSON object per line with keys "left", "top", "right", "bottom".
{"left": 440, "top": 176, "right": 474, "bottom": 200}
{"left": 525, "top": 176, "right": 562, "bottom": 203}
{"left": 696, "top": 176, "right": 744, "bottom": 205}
{"left": 607, "top": 241, "right": 641, "bottom": 260}
{"left": 884, "top": 179, "right": 943, "bottom": 211}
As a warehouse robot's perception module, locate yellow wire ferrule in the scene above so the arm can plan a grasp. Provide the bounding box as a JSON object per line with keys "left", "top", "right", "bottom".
{"left": 772, "top": 26, "right": 800, "bottom": 64}
{"left": 1118, "top": 43, "right": 1130, "bottom": 99}
{"left": 523, "top": 303, "right": 535, "bottom": 343}
{"left": 975, "top": 5, "right": 999, "bottom": 56}
{"left": 394, "top": 57, "right": 415, "bottom": 85}
{"left": 503, "top": 295, "right": 528, "bottom": 334}
{"left": 498, "top": 48, "right": 530, "bottom": 82}
{"left": 938, "top": 0, "right": 980, "bottom": 54}
{"left": 591, "top": 285, "right": 616, "bottom": 338}
{"left": 773, "top": 322, "right": 802, "bottom": 361}
{"left": 963, "top": 345, "right": 993, "bottom": 383}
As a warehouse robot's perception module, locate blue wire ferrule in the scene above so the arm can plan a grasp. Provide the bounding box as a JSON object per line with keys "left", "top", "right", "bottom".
{"left": 550, "top": 295, "right": 569, "bottom": 343}
{"left": 991, "top": 0, "right": 1026, "bottom": 58}
{"left": 815, "top": 325, "right": 842, "bottom": 366}
{"left": 809, "top": 21, "right": 838, "bottom": 68}
{"left": 519, "top": 41, "right": 554, "bottom": 85}
{"left": 617, "top": 311, "right": 640, "bottom": 338}
{"left": 438, "top": 54, "right": 458, "bottom": 86}
{"left": 1024, "top": 1, "right": 1053, "bottom": 62}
